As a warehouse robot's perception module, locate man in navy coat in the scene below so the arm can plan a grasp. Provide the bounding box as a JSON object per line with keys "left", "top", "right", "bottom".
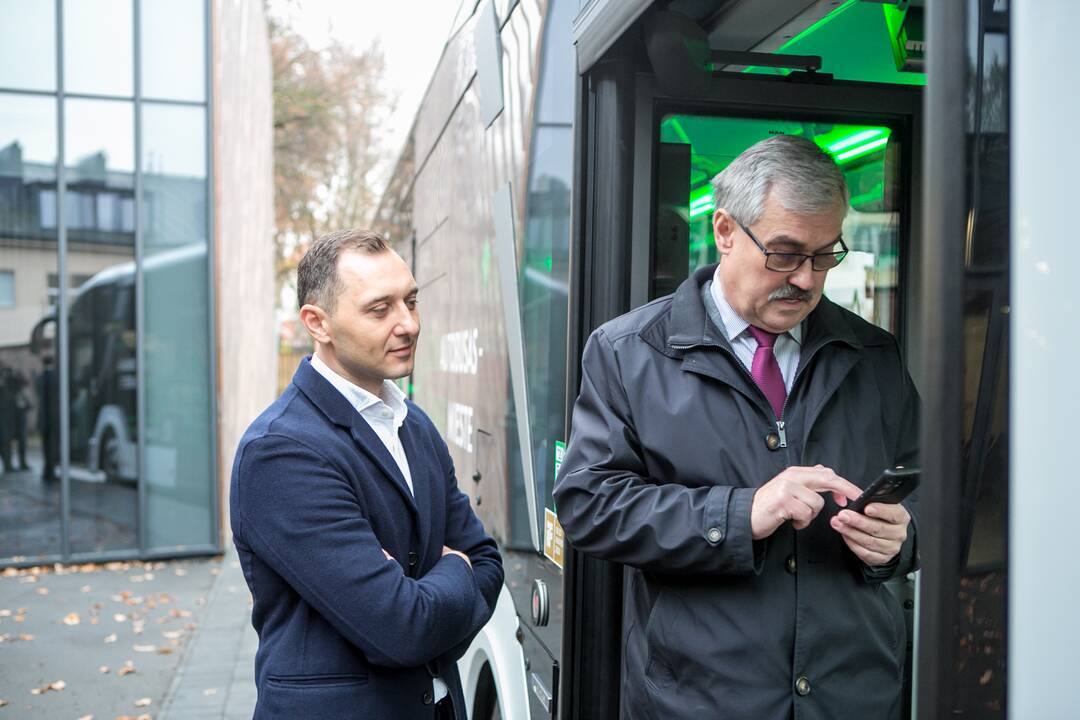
{"left": 231, "top": 229, "right": 503, "bottom": 719}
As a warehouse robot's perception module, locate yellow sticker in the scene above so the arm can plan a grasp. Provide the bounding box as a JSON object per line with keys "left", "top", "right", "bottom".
{"left": 544, "top": 507, "right": 565, "bottom": 569}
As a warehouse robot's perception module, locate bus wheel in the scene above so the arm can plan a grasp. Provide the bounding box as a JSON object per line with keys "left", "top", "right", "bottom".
{"left": 472, "top": 664, "right": 500, "bottom": 720}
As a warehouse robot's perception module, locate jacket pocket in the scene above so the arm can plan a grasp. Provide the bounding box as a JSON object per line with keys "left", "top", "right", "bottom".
{"left": 266, "top": 673, "right": 368, "bottom": 687}
{"left": 643, "top": 588, "right": 677, "bottom": 691}
{"left": 259, "top": 674, "right": 372, "bottom": 719}
{"left": 875, "top": 584, "right": 906, "bottom": 661}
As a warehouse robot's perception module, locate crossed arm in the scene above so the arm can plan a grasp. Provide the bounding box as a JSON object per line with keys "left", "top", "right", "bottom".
{"left": 234, "top": 433, "right": 501, "bottom": 669}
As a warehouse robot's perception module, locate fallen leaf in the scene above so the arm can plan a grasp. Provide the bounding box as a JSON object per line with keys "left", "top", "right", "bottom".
{"left": 104, "top": 633, "right": 118, "bottom": 643}
{"left": 18, "top": 633, "right": 33, "bottom": 641}
{"left": 114, "top": 614, "right": 128, "bottom": 623}
{"left": 14, "top": 614, "right": 25, "bottom": 622}
{"left": 133, "top": 644, "right": 157, "bottom": 653}
{"left": 0, "top": 609, "right": 10, "bottom": 617}
{"left": 0, "top": 698, "right": 7, "bottom": 706}
{"left": 134, "top": 697, "right": 152, "bottom": 707}
{"left": 162, "top": 630, "right": 183, "bottom": 640}
{"left": 174, "top": 568, "right": 187, "bottom": 577}
{"left": 36, "top": 587, "right": 49, "bottom": 596}
{"left": 90, "top": 617, "right": 100, "bottom": 625}
{"left": 100, "top": 665, "right": 110, "bottom": 674}
{"left": 118, "top": 661, "right": 136, "bottom": 677}
{"left": 81, "top": 585, "right": 92, "bottom": 593}
{"left": 48, "top": 680, "right": 66, "bottom": 691}
{"left": 156, "top": 646, "right": 173, "bottom": 655}
{"left": 77, "top": 714, "right": 93, "bottom": 720}
{"left": 203, "top": 688, "right": 217, "bottom": 696}
{"left": 63, "top": 612, "right": 81, "bottom": 625}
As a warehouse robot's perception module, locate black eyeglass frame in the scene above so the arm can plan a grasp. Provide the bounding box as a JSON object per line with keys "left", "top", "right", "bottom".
{"left": 738, "top": 222, "right": 849, "bottom": 272}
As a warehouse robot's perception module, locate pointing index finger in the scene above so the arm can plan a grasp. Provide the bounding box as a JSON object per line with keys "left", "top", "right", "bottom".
{"left": 803, "top": 469, "right": 862, "bottom": 504}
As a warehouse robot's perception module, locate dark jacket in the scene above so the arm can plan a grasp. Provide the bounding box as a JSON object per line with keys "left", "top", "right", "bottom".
{"left": 231, "top": 358, "right": 503, "bottom": 720}
{"left": 554, "top": 265, "right": 918, "bottom": 720}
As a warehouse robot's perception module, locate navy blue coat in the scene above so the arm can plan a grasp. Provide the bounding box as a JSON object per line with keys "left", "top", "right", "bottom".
{"left": 231, "top": 358, "right": 503, "bottom": 719}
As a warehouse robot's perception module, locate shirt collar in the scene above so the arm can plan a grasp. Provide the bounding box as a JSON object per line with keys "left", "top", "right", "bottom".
{"left": 310, "top": 353, "right": 409, "bottom": 426}
{"left": 710, "top": 265, "right": 803, "bottom": 345}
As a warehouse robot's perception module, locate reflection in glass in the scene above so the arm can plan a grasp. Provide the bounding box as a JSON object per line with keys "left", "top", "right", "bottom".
{"left": 64, "top": 98, "right": 137, "bottom": 554}
{"left": 0, "top": 0, "right": 56, "bottom": 92}
{"left": 140, "top": 0, "right": 206, "bottom": 102}
{"left": 141, "top": 103, "right": 213, "bottom": 549}
{"left": 948, "top": 1, "right": 1010, "bottom": 709}
{"left": 501, "top": 2, "right": 574, "bottom": 551}
{"left": 0, "top": 93, "right": 61, "bottom": 561}
{"left": 63, "top": 0, "right": 133, "bottom": 97}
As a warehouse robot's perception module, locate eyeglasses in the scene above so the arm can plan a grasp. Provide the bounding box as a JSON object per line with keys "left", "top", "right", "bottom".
{"left": 739, "top": 222, "right": 849, "bottom": 272}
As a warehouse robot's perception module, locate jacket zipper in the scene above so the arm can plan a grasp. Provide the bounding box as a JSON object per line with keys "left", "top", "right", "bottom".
{"left": 673, "top": 338, "right": 834, "bottom": 452}
{"left": 672, "top": 339, "right": 788, "bottom": 446}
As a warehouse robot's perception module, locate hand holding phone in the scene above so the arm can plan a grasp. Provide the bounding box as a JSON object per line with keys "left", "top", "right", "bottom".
{"left": 846, "top": 466, "right": 920, "bottom": 514}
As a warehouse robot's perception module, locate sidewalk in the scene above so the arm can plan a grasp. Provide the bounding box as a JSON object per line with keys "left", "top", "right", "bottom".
{"left": 0, "top": 546, "right": 257, "bottom": 720}
{"left": 158, "top": 546, "right": 257, "bottom": 720}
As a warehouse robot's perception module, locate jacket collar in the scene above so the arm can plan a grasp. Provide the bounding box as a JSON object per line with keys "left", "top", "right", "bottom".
{"left": 291, "top": 357, "right": 420, "bottom": 516}
{"left": 657, "top": 263, "right": 863, "bottom": 356}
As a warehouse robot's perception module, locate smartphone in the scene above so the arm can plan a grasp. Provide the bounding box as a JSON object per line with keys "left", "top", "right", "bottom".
{"left": 846, "top": 466, "right": 920, "bottom": 514}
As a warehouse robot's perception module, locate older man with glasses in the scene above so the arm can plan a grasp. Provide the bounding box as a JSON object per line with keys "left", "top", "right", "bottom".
{"left": 555, "top": 134, "right": 918, "bottom": 720}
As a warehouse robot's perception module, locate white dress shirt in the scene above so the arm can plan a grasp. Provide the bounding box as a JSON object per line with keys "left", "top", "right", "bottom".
{"left": 309, "top": 354, "right": 449, "bottom": 702}
{"left": 310, "top": 353, "right": 413, "bottom": 494}
{"left": 709, "top": 266, "right": 802, "bottom": 393}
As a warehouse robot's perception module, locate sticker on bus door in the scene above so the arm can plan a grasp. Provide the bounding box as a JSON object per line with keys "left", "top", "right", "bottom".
{"left": 545, "top": 441, "right": 567, "bottom": 567}
{"left": 544, "top": 508, "right": 564, "bottom": 568}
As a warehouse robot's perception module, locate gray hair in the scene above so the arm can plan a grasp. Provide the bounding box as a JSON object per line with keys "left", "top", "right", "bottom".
{"left": 710, "top": 134, "right": 849, "bottom": 225}
{"left": 297, "top": 228, "right": 390, "bottom": 314}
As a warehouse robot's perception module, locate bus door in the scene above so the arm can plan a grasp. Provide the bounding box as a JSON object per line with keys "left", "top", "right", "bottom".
{"left": 565, "top": 3, "right": 925, "bottom": 718}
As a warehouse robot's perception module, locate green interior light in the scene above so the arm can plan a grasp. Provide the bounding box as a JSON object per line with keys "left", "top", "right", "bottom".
{"left": 835, "top": 135, "right": 889, "bottom": 163}
{"left": 827, "top": 128, "right": 885, "bottom": 154}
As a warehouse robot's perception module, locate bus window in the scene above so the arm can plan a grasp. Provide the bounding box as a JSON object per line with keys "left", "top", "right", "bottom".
{"left": 653, "top": 114, "right": 903, "bottom": 334}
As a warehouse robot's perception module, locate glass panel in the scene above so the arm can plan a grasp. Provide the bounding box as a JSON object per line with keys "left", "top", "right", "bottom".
{"left": 520, "top": 126, "right": 571, "bottom": 520}
{"left": 534, "top": 0, "right": 574, "bottom": 126}
{"left": 503, "top": 0, "right": 573, "bottom": 546}
{"left": 141, "top": 103, "right": 213, "bottom": 549}
{"left": 0, "top": 0, "right": 57, "bottom": 92}
{"left": 64, "top": 97, "right": 137, "bottom": 554}
{"left": 0, "top": 93, "right": 61, "bottom": 562}
{"left": 63, "top": 0, "right": 134, "bottom": 97}
{"left": 656, "top": 114, "right": 901, "bottom": 333}
{"left": 949, "top": 0, "right": 1009, "bottom": 711}
{"left": 140, "top": 0, "right": 206, "bottom": 102}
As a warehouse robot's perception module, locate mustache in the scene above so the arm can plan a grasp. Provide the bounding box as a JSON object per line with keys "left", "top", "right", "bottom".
{"left": 768, "top": 284, "right": 813, "bottom": 302}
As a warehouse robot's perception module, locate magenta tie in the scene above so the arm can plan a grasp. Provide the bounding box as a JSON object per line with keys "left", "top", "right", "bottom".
{"left": 747, "top": 326, "right": 787, "bottom": 419}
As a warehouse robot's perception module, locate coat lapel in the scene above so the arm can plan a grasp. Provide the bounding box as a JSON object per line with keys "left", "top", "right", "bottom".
{"left": 291, "top": 357, "right": 419, "bottom": 516}
{"left": 398, "top": 413, "right": 433, "bottom": 557}
{"left": 348, "top": 419, "right": 418, "bottom": 516}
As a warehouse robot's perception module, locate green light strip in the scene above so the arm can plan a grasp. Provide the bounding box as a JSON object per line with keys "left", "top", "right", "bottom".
{"left": 741, "top": 0, "right": 859, "bottom": 74}
{"left": 689, "top": 199, "right": 715, "bottom": 219}
{"left": 827, "top": 128, "right": 885, "bottom": 153}
{"left": 835, "top": 136, "right": 889, "bottom": 162}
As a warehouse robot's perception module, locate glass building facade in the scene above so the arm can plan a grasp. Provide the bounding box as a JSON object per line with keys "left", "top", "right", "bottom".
{"left": 0, "top": 0, "right": 216, "bottom": 564}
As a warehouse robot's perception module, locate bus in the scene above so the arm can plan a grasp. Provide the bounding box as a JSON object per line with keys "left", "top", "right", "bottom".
{"left": 374, "top": 0, "right": 1074, "bottom": 717}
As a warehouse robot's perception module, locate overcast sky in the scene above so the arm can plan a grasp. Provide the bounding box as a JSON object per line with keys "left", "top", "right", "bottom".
{"left": 269, "top": 0, "right": 464, "bottom": 188}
